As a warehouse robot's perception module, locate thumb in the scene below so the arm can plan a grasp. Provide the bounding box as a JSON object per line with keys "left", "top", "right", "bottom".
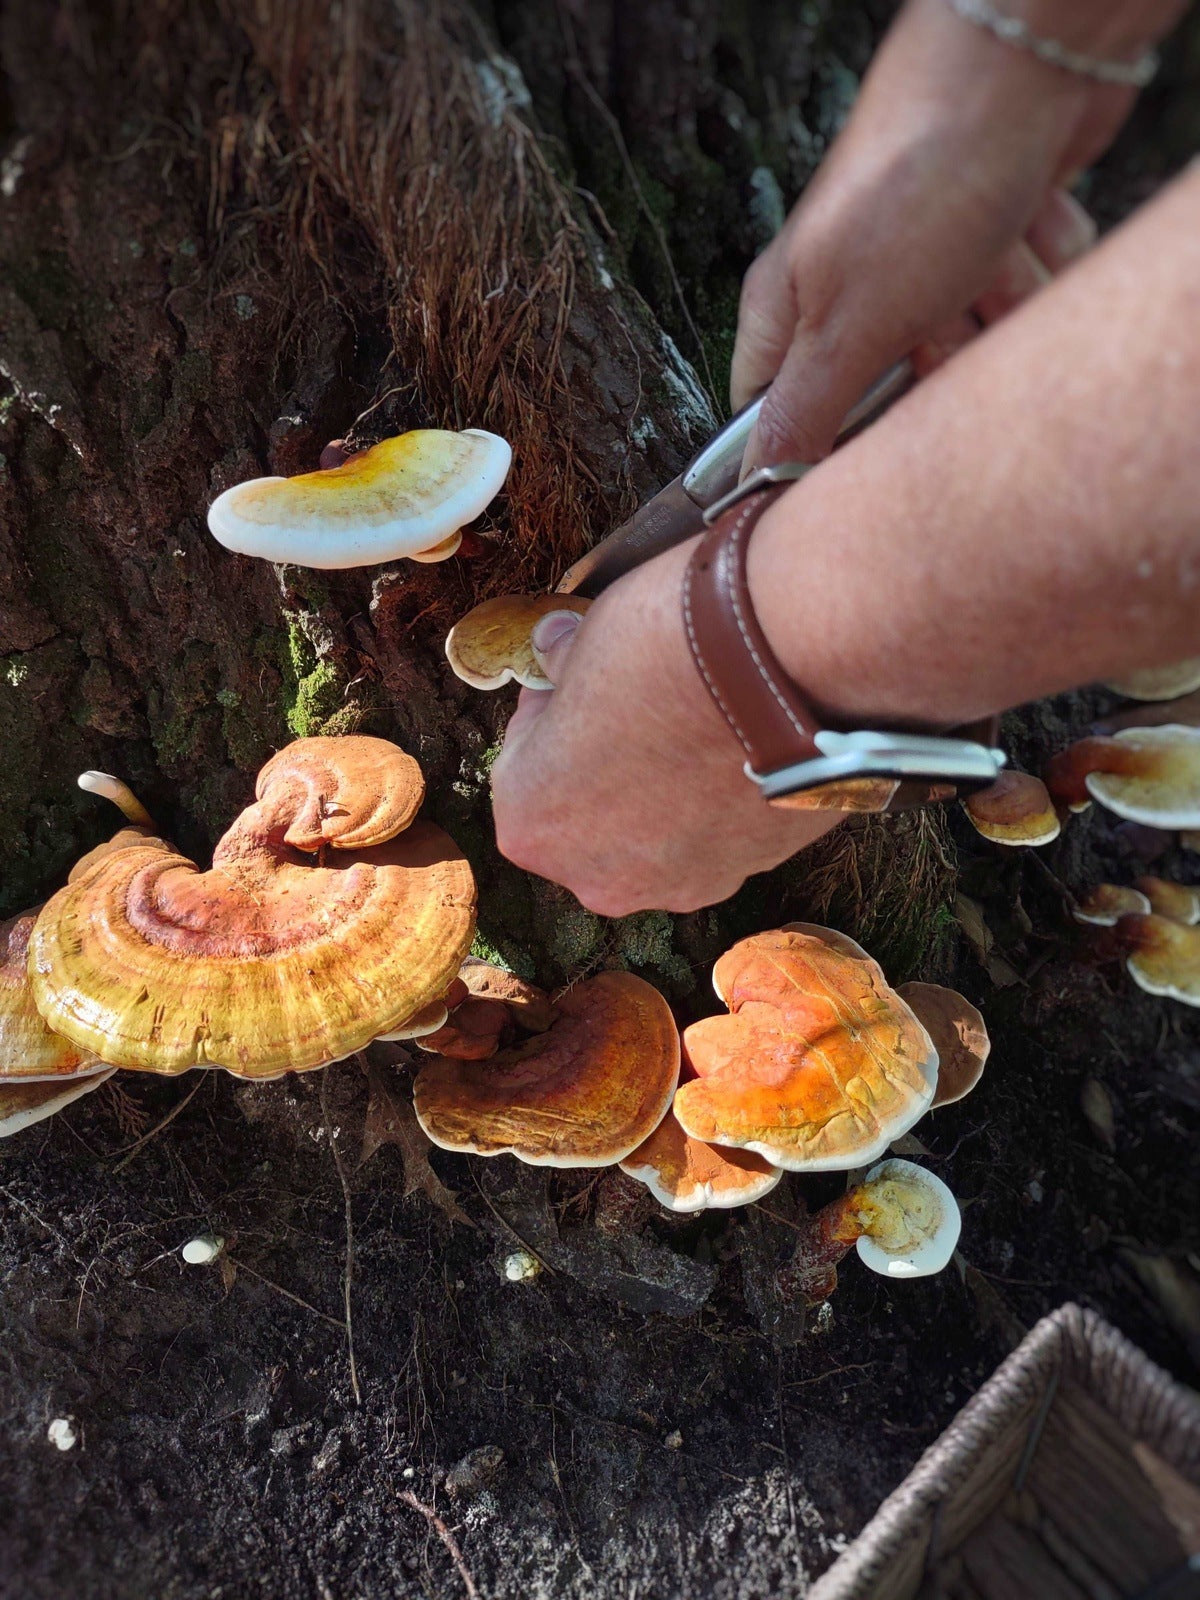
{"left": 530, "top": 608, "right": 584, "bottom": 686}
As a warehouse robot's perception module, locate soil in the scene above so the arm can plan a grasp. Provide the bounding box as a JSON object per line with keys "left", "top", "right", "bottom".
{"left": 2, "top": 5, "right": 1199, "bottom": 1599}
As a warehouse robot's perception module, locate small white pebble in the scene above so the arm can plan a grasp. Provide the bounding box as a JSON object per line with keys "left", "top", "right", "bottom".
{"left": 1026, "top": 1179, "right": 1044, "bottom": 1204}
{"left": 181, "top": 1233, "right": 224, "bottom": 1266}
{"left": 47, "top": 1418, "right": 77, "bottom": 1452}
{"left": 503, "top": 1250, "right": 541, "bottom": 1283}
{"left": 402, "top": 1466, "right": 415, "bottom": 1479}
{"left": 663, "top": 1430, "right": 683, "bottom": 1451}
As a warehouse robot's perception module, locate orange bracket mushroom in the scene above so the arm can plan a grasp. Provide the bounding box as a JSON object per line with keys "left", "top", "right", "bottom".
{"left": 255, "top": 734, "right": 425, "bottom": 852}
{"left": 963, "top": 771, "right": 1061, "bottom": 847}
{"left": 413, "top": 971, "right": 679, "bottom": 1168}
{"left": 673, "top": 928, "right": 937, "bottom": 1172}
{"left": 445, "top": 594, "right": 592, "bottom": 690}
{"left": 0, "top": 1071, "right": 117, "bottom": 1140}
{"left": 1072, "top": 884, "right": 1153, "bottom": 927}
{"left": 415, "top": 960, "right": 556, "bottom": 1060}
{"left": 207, "top": 428, "right": 511, "bottom": 568}
{"left": 1046, "top": 726, "right": 1200, "bottom": 829}
{"left": 1114, "top": 913, "right": 1200, "bottom": 1008}
{"left": 1133, "top": 876, "right": 1200, "bottom": 926}
{"left": 30, "top": 739, "right": 476, "bottom": 1077}
{"left": 619, "top": 1058, "right": 782, "bottom": 1213}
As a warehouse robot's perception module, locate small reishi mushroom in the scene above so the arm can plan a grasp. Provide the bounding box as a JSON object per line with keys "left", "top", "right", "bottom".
{"left": 673, "top": 929, "right": 937, "bottom": 1172}
{"left": 445, "top": 594, "right": 592, "bottom": 690}
{"left": 1072, "top": 884, "right": 1154, "bottom": 926}
{"left": 0, "top": 1070, "right": 116, "bottom": 1140}
{"left": 963, "top": 771, "right": 1061, "bottom": 847}
{"left": 895, "top": 982, "right": 990, "bottom": 1109}
{"left": 412, "top": 971, "right": 680, "bottom": 1168}
{"left": 1104, "top": 657, "right": 1200, "bottom": 702}
{"left": 77, "top": 770, "right": 155, "bottom": 828}
{"left": 29, "top": 742, "right": 476, "bottom": 1077}
{"left": 255, "top": 735, "right": 425, "bottom": 853}
{"left": 1045, "top": 726, "right": 1200, "bottom": 830}
{"left": 1133, "top": 876, "right": 1200, "bottom": 926}
{"left": 207, "top": 428, "right": 512, "bottom": 568}
{"left": 619, "top": 1060, "right": 782, "bottom": 1213}
{"left": 1113, "top": 913, "right": 1200, "bottom": 1007}
{"left": 415, "top": 959, "right": 557, "bottom": 1060}
{"left": 779, "top": 1158, "right": 962, "bottom": 1305}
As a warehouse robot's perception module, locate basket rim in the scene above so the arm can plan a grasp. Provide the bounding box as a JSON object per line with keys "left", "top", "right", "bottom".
{"left": 808, "top": 1301, "right": 1200, "bottom": 1600}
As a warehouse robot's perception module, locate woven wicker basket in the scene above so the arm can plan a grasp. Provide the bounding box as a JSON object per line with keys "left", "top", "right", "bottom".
{"left": 810, "top": 1302, "right": 1200, "bottom": 1600}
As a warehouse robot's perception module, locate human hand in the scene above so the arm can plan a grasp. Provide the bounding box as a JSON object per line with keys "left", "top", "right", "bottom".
{"left": 732, "top": 0, "right": 1181, "bottom": 463}
{"left": 490, "top": 539, "right": 838, "bottom": 917}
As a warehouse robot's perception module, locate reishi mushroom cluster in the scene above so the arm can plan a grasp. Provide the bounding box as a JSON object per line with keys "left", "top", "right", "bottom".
{"left": 0, "top": 737, "right": 476, "bottom": 1133}
{"left": 7, "top": 416, "right": 1188, "bottom": 1319}
{"left": 405, "top": 921, "right": 988, "bottom": 1301}
{"left": 953, "top": 661, "right": 1200, "bottom": 1010}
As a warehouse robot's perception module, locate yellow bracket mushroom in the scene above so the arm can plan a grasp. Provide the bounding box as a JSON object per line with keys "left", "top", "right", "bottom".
{"left": 30, "top": 737, "right": 476, "bottom": 1077}
{"left": 207, "top": 428, "right": 511, "bottom": 568}
{"left": 445, "top": 594, "right": 591, "bottom": 690}
{"left": 778, "top": 1158, "right": 962, "bottom": 1305}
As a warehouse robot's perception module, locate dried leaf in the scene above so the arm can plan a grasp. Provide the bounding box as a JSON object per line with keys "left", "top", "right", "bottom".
{"left": 360, "top": 1066, "right": 474, "bottom": 1228}
{"left": 953, "top": 893, "right": 1021, "bottom": 987}
{"left": 1120, "top": 1249, "right": 1200, "bottom": 1364}
{"left": 1080, "top": 1078, "right": 1116, "bottom": 1151}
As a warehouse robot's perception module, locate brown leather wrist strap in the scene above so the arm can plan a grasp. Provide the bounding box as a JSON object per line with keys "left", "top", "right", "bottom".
{"left": 682, "top": 479, "right": 1003, "bottom": 813}
{"left": 682, "top": 482, "right": 822, "bottom": 777}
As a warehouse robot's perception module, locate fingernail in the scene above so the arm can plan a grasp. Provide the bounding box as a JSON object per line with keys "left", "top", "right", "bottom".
{"left": 531, "top": 610, "right": 582, "bottom": 654}
{"left": 1048, "top": 190, "right": 1098, "bottom": 263}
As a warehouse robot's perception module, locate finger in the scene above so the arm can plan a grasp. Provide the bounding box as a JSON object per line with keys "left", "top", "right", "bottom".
{"left": 729, "top": 240, "right": 797, "bottom": 412}
{"left": 971, "top": 239, "right": 1051, "bottom": 326}
{"left": 499, "top": 686, "right": 553, "bottom": 750}
{"left": 1025, "top": 187, "right": 1097, "bottom": 274}
{"left": 529, "top": 608, "right": 584, "bottom": 685}
{"left": 910, "top": 311, "right": 980, "bottom": 378}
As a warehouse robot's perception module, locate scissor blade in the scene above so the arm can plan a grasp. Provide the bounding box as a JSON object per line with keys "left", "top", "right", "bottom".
{"left": 556, "top": 475, "right": 702, "bottom": 598}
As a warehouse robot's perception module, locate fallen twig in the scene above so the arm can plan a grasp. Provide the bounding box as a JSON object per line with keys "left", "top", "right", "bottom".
{"left": 321, "top": 1074, "right": 362, "bottom": 1406}
{"left": 227, "top": 1258, "right": 344, "bottom": 1330}
{"left": 399, "top": 1489, "right": 481, "bottom": 1600}
{"left": 111, "top": 1078, "right": 205, "bottom": 1170}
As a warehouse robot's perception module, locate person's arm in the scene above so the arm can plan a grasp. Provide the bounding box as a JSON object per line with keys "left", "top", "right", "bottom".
{"left": 491, "top": 165, "right": 1200, "bottom": 917}
{"left": 733, "top": 0, "right": 1188, "bottom": 465}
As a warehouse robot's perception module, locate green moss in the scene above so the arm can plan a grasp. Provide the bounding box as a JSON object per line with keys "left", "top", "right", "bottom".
{"left": 544, "top": 894, "right": 603, "bottom": 977}
{"left": 469, "top": 931, "right": 513, "bottom": 970}
{"left": 612, "top": 910, "right": 691, "bottom": 987}
{"left": 287, "top": 658, "right": 343, "bottom": 738}
{"left": 277, "top": 613, "right": 347, "bottom": 738}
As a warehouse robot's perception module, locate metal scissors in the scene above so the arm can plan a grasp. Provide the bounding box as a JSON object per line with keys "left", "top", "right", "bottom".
{"left": 556, "top": 360, "right": 916, "bottom": 599}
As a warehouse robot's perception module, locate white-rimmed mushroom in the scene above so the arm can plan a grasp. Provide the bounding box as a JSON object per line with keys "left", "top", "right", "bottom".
{"left": 1046, "top": 726, "right": 1200, "bottom": 830}
{"left": 851, "top": 1158, "right": 962, "bottom": 1279}
{"left": 1105, "top": 657, "right": 1200, "bottom": 702}
{"left": 0, "top": 1069, "right": 116, "bottom": 1139}
{"left": 207, "top": 429, "right": 511, "bottom": 568}
{"left": 1072, "top": 884, "right": 1154, "bottom": 926}
{"left": 445, "top": 594, "right": 591, "bottom": 690}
